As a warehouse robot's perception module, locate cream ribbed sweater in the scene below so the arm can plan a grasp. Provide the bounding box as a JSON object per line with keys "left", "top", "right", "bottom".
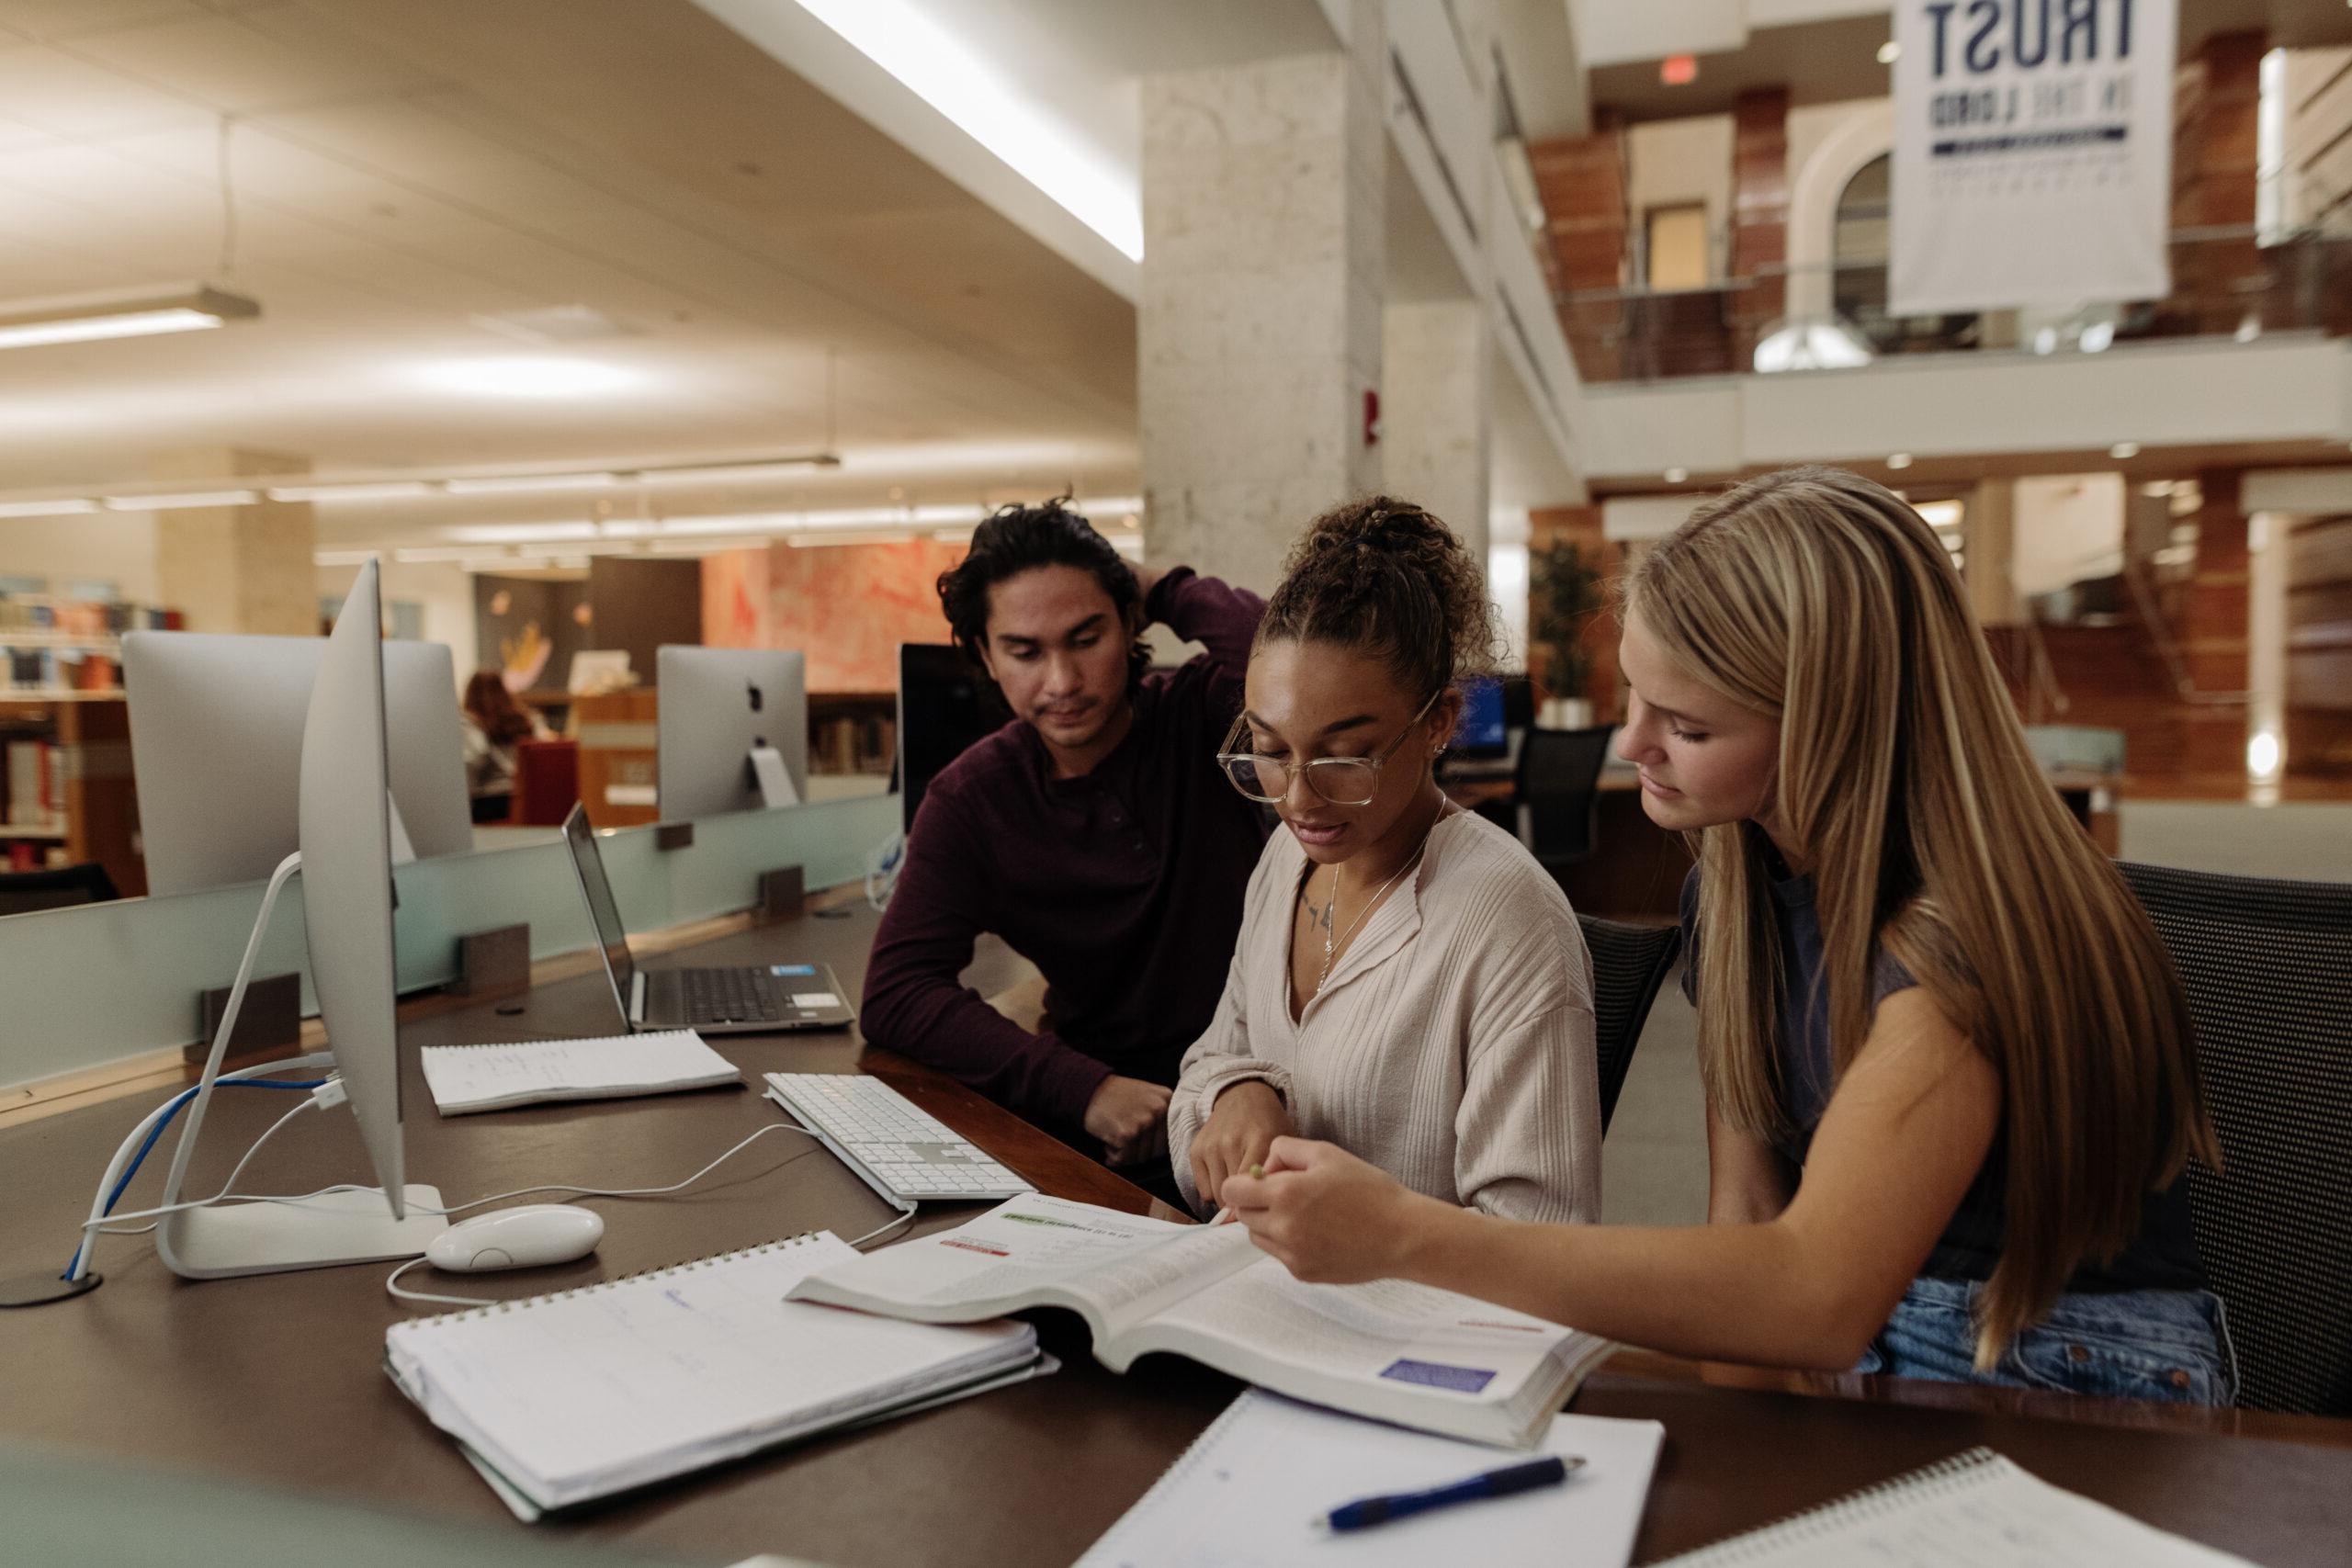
{"left": 1168, "top": 809, "right": 1601, "bottom": 1224}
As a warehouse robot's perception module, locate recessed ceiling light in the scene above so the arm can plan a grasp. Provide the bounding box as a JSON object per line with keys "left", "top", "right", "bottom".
{"left": 2109, "top": 441, "right": 2141, "bottom": 459}
{"left": 266, "top": 480, "right": 436, "bottom": 502}
{"left": 409, "top": 356, "right": 643, "bottom": 399}
{"left": 1887, "top": 452, "right": 1914, "bottom": 469}
{"left": 1878, "top": 40, "right": 1900, "bottom": 64}
{"left": 1664, "top": 467, "right": 1689, "bottom": 484}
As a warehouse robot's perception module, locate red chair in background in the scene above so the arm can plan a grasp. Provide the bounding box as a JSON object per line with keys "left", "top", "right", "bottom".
{"left": 507, "top": 739, "right": 580, "bottom": 827}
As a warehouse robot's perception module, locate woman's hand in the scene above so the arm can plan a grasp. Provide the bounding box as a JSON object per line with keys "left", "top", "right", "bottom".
{"left": 1219, "top": 1136, "right": 1443, "bottom": 1282}
{"left": 1189, "top": 1080, "right": 1296, "bottom": 1211}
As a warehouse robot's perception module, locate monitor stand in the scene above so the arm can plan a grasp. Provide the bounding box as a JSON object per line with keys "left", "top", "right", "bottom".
{"left": 149, "top": 852, "right": 446, "bottom": 1282}
{"left": 748, "top": 744, "right": 800, "bottom": 809}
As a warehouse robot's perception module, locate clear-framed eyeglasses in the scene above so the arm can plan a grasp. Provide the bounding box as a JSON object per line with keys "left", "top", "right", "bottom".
{"left": 1215, "top": 688, "right": 1442, "bottom": 807}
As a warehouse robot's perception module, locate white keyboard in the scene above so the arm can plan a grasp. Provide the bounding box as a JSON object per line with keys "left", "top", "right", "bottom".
{"left": 763, "top": 1073, "right": 1033, "bottom": 1205}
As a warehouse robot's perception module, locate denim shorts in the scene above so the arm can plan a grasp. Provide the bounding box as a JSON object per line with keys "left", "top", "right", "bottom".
{"left": 1850, "top": 1276, "right": 2239, "bottom": 1406}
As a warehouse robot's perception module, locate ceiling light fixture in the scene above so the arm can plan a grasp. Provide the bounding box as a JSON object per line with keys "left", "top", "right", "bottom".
{"left": 0, "top": 498, "right": 100, "bottom": 518}
{"left": 1887, "top": 452, "right": 1915, "bottom": 469}
{"left": 266, "top": 480, "right": 436, "bottom": 502}
{"left": 788, "top": 0, "right": 1143, "bottom": 261}
{"left": 101, "top": 490, "right": 260, "bottom": 512}
{"left": 1664, "top": 468, "right": 1689, "bottom": 484}
{"left": 0, "top": 283, "right": 261, "bottom": 353}
{"left": 1878, "top": 40, "right": 1901, "bottom": 64}
{"left": 410, "top": 356, "right": 643, "bottom": 399}
{"left": 2109, "top": 441, "right": 2142, "bottom": 459}
{"left": 443, "top": 471, "right": 620, "bottom": 496}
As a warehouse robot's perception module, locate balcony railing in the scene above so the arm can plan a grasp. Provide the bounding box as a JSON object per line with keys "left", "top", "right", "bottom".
{"left": 1556, "top": 225, "right": 2352, "bottom": 384}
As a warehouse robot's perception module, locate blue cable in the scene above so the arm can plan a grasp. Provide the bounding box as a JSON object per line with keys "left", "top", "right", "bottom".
{"left": 63, "top": 1077, "right": 327, "bottom": 1279}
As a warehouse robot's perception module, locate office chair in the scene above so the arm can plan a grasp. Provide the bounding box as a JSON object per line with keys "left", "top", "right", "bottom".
{"left": 1515, "top": 726, "right": 1615, "bottom": 874}
{"left": 2118, "top": 860, "right": 2352, "bottom": 1416}
{"left": 506, "top": 739, "right": 580, "bottom": 828}
{"left": 0, "top": 862, "right": 121, "bottom": 917}
{"left": 1578, "top": 914, "right": 1683, "bottom": 1134}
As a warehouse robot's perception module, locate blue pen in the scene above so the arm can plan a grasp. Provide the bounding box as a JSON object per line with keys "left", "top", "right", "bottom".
{"left": 1316, "top": 1454, "right": 1582, "bottom": 1532}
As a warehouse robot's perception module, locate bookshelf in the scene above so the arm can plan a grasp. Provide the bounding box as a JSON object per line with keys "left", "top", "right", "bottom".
{"left": 0, "top": 695, "right": 143, "bottom": 894}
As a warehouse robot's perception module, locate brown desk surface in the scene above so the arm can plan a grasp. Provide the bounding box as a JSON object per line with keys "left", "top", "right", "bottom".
{"left": 4, "top": 897, "right": 2348, "bottom": 1566}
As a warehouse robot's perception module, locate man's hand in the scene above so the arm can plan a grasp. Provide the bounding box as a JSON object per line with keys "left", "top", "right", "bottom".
{"left": 1188, "top": 1079, "right": 1296, "bottom": 1213}
{"left": 1083, "top": 1075, "right": 1171, "bottom": 1168}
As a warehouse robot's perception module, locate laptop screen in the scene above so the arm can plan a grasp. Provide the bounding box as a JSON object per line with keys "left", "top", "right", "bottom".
{"left": 562, "top": 805, "right": 636, "bottom": 1008}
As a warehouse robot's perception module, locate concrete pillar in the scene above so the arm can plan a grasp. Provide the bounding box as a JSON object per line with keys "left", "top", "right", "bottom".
{"left": 1382, "top": 299, "right": 1492, "bottom": 569}
{"left": 1136, "top": 0, "right": 1385, "bottom": 596}
{"left": 1964, "top": 479, "right": 2020, "bottom": 626}
{"left": 151, "top": 449, "right": 317, "bottom": 636}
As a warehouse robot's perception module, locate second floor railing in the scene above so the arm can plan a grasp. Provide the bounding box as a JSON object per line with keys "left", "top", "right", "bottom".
{"left": 1556, "top": 224, "right": 2352, "bottom": 384}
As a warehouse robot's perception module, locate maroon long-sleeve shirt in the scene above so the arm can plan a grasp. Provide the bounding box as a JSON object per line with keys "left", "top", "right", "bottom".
{"left": 860, "top": 568, "right": 1270, "bottom": 1137}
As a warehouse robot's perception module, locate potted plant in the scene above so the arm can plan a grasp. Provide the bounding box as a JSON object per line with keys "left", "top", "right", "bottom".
{"left": 1529, "top": 539, "right": 1606, "bottom": 728}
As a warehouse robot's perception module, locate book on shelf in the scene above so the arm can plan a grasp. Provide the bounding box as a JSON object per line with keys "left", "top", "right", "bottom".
{"left": 790, "top": 1192, "right": 1613, "bottom": 1450}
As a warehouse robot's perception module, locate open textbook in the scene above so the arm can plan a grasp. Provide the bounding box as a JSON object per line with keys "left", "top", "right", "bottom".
{"left": 789, "top": 1192, "right": 1612, "bottom": 1450}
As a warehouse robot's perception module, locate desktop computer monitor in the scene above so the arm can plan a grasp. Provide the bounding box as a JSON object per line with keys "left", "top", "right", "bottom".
{"left": 1452, "top": 676, "right": 1510, "bottom": 761}
{"left": 152, "top": 558, "right": 442, "bottom": 1279}
{"left": 655, "top": 646, "right": 808, "bottom": 821}
{"left": 896, "top": 644, "right": 1009, "bottom": 834}
{"left": 123, "top": 632, "right": 471, "bottom": 896}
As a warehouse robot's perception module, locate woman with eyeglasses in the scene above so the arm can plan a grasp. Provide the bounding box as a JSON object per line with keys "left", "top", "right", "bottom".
{"left": 1165, "top": 499, "right": 1602, "bottom": 1225}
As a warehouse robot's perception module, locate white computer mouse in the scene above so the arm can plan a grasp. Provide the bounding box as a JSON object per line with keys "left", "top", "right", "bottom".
{"left": 425, "top": 1203, "right": 605, "bottom": 1273}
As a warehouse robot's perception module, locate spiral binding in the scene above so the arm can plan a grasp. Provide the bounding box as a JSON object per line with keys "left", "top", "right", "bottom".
{"left": 393, "top": 1230, "right": 824, "bottom": 1328}
{"left": 1663, "top": 1448, "right": 2007, "bottom": 1563}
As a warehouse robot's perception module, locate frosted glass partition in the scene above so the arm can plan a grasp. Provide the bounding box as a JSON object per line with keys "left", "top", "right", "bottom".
{"left": 0, "top": 792, "right": 899, "bottom": 1094}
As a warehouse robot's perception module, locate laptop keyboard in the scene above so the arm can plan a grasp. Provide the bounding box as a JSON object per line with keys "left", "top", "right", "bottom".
{"left": 764, "top": 1073, "right": 1033, "bottom": 1203}
{"left": 679, "top": 966, "right": 789, "bottom": 1024}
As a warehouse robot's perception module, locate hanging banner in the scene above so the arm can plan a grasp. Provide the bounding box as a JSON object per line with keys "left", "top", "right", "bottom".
{"left": 1890, "top": 0, "right": 2177, "bottom": 315}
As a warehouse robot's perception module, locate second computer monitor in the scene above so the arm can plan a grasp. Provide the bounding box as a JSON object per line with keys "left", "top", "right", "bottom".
{"left": 123, "top": 631, "right": 472, "bottom": 897}
{"left": 897, "top": 643, "right": 1010, "bottom": 834}
{"left": 656, "top": 646, "right": 808, "bottom": 822}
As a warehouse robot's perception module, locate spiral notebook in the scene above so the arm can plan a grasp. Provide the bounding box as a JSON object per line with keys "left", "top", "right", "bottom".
{"left": 383, "top": 1231, "right": 1042, "bottom": 1519}
{"left": 418, "top": 1031, "right": 741, "bottom": 1115}
{"left": 1077, "top": 1389, "right": 1663, "bottom": 1568}
{"left": 1655, "top": 1447, "right": 2256, "bottom": 1566}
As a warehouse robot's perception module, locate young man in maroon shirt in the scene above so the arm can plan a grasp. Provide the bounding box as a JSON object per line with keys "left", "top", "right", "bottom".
{"left": 861, "top": 502, "right": 1268, "bottom": 1174}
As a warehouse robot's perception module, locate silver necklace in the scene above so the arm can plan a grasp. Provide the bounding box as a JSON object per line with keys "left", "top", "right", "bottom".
{"left": 1312, "top": 800, "right": 1452, "bottom": 998}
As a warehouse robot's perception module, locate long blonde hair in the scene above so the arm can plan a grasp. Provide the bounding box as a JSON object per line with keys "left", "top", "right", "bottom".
{"left": 1627, "top": 467, "right": 2215, "bottom": 1364}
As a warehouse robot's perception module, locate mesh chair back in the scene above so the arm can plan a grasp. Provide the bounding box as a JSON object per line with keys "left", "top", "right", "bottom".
{"left": 1517, "top": 726, "right": 1614, "bottom": 867}
{"left": 1578, "top": 914, "right": 1683, "bottom": 1134}
{"left": 2117, "top": 860, "right": 2352, "bottom": 1416}
{"left": 0, "top": 862, "right": 120, "bottom": 917}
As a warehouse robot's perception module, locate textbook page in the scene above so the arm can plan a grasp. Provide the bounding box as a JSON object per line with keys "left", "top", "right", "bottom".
{"left": 1078, "top": 1390, "right": 1664, "bottom": 1568}
{"left": 792, "top": 1192, "right": 1260, "bottom": 1339}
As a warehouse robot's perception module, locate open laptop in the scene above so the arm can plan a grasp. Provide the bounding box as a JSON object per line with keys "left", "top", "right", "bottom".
{"left": 561, "top": 804, "right": 855, "bottom": 1034}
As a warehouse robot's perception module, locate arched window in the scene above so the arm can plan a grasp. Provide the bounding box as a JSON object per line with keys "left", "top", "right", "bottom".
{"left": 1832, "top": 153, "right": 1978, "bottom": 353}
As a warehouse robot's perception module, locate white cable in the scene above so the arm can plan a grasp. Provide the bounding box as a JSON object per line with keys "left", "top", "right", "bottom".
{"left": 66, "top": 1049, "right": 335, "bottom": 1280}
{"left": 209, "top": 1096, "right": 317, "bottom": 1205}
{"left": 385, "top": 1256, "right": 492, "bottom": 1310}
{"left": 845, "top": 1204, "right": 918, "bottom": 1250}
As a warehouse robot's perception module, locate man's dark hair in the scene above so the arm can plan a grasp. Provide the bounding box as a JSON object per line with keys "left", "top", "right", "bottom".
{"left": 937, "top": 499, "right": 1149, "bottom": 690}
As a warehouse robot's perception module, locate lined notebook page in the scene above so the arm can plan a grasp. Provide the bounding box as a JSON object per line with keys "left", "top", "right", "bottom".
{"left": 385, "top": 1233, "right": 1033, "bottom": 1504}
{"left": 1657, "top": 1448, "right": 2257, "bottom": 1566}
{"left": 419, "top": 1030, "right": 740, "bottom": 1114}
{"left": 1078, "top": 1389, "right": 1663, "bottom": 1568}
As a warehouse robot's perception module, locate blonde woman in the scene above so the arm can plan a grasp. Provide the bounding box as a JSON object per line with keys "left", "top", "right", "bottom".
{"left": 1222, "top": 467, "right": 2233, "bottom": 1404}
{"left": 1168, "top": 498, "right": 1601, "bottom": 1227}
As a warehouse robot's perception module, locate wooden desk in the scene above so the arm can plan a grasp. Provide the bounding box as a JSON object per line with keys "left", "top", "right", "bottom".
{"left": 4, "top": 899, "right": 2348, "bottom": 1565}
